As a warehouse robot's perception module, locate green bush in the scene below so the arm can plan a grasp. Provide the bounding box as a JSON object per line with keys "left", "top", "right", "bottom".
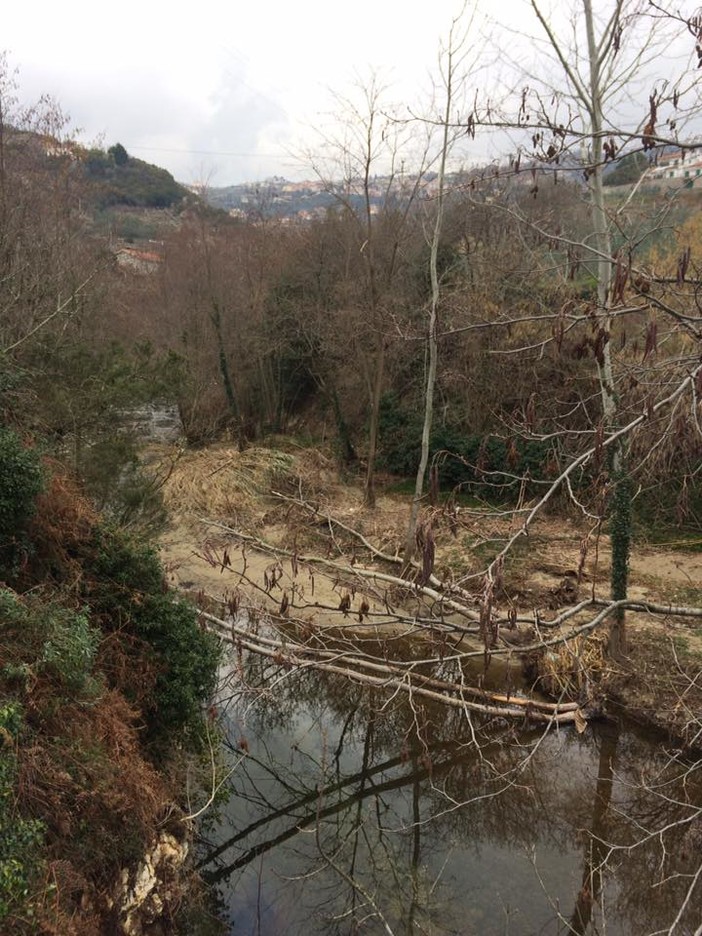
{"left": 0, "top": 428, "right": 43, "bottom": 548}
{"left": 0, "top": 810, "right": 44, "bottom": 923}
{"left": 24, "top": 340, "right": 177, "bottom": 532}
{"left": 82, "top": 528, "right": 220, "bottom": 747}
{"left": 376, "top": 393, "right": 551, "bottom": 498}
{"left": 1, "top": 590, "right": 101, "bottom": 701}
{"left": 0, "top": 702, "right": 24, "bottom": 740}
{"left": 0, "top": 704, "right": 44, "bottom": 924}
{"left": 40, "top": 609, "right": 101, "bottom": 695}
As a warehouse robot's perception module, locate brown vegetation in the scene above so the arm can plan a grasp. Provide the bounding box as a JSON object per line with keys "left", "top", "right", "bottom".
{"left": 1, "top": 471, "right": 208, "bottom": 935}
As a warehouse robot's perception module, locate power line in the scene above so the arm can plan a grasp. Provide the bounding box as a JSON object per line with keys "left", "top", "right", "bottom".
{"left": 128, "top": 144, "right": 292, "bottom": 159}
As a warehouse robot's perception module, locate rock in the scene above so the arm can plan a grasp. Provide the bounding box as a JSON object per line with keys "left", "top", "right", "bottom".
{"left": 115, "top": 829, "right": 189, "bottom": 936}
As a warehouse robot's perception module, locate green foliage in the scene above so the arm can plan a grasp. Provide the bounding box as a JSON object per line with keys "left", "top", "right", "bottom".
{"left": 0, "top": 701, "right": 23, "bottom": 740}
{"left": 83, "top": 528, "right": 220, "bottom": 747}
{"left": 97, "top": 209, "right": 159, "bottom": 242}
{"left": 258, "top": 280, "right": 323, "bottom": 430}
{"left": 0, "top": 705, "right": 44, "bottom": 925}
{"left": 414, "top": 241, "right": 464, "bottom": 300}
{"left": 108, "top": 142, "right": 129, "bottom": 167}
{"left": 83, "top": 148, "right": 111, "bottom": 178}
{"left": 377, "top": 393, "right": 550, "bottom": 498}
{"left": 0, "top": 564, "right": 202, "bottom": 925}
{"left": 40, "top": 609, "right": 100, "bottom": 694}
{"left": 1, "top": 590, "right": 101, "bottom": 700}
{"left": 0, "top": 808, "right": 44, "bottom": 923}
{"left": 93, "top": 155, "right": 186, "bottom": 209}
{"left": 106, "top": 459, "right": 169, "bottom": 535}
{"left": 0, "top": 428, "right": 43, "bottom": 539}
{"left": 603, "top": 151, "right": 649, "bottom": 187}
{"left": 33, "top": 340, "right": 177, "bottom": 429}
{"left": 610, "top": 468, "right": 633, "bottom": 604}
{"left": 0, "top": 428, "right": 44, "bottom": 576}
{"left": 26, "top": 340, "right": 178, "bottom": 528}
{"left": 77, "top": 143, "right": 187, "bottom": 208}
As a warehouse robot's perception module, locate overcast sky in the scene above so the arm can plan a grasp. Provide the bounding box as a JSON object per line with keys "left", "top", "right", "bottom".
{"left": 5, "top": 1, "right": 699, "bottom": 186}
{"left": 5, "top": 0, "right": 500, "bottom": 186}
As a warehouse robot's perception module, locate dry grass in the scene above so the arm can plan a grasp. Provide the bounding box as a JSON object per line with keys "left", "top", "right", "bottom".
{"left": 162, "top": 445, "right": 296, "bottom": 522}
{"left": 527, "top": 633, "right": 609, "bottom": 699}
{"left": 19, "top": 689, "right": 169, "bottom": 871}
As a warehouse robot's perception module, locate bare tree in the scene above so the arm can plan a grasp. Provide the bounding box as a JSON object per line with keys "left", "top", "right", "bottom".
{"left": 402, "top": 4, "right": 484, "bottom": 567}
{"left": 307, "top": 77, "right": 434, "bottom": 507}
{"left": 466, "top": 0, "right": 702, "bottom": 657}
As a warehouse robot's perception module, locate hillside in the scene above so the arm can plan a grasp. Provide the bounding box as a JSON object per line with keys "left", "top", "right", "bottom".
{"left": 81, "top": 144, "right": 190, "bottom": 209}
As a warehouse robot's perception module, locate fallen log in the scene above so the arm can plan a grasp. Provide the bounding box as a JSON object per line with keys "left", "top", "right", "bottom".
{"left": 202, "top": 611, "right": 588, "bottom": 727}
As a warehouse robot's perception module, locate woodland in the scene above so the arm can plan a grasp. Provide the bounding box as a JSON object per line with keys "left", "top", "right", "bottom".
{"left": 2, "top": 0, "right": 702, "bottom": 933}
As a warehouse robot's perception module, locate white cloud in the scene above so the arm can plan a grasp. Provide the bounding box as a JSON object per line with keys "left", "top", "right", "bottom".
{"left": 6, "top": 0, "right": 699, "bottom": 184}
{"left": 6, "top": 0, "right": 478, "bottom": 182}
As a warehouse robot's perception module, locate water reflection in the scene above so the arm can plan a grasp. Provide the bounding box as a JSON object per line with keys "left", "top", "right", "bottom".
{"left": 198, "top": 651, "right": 702, "bottom": 935}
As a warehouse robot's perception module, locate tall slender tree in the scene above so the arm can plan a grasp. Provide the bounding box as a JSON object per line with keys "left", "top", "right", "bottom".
{"left": 308, "top": 78, "right": 433, "bottom": 507}
{"left": 476, "top": 0, "right": 702, "bottom": 657}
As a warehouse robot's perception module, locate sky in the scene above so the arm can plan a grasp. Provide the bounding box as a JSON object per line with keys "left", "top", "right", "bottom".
{"left": 5, "top": 2, "right": 699, "bottom": 187}
{"left": 4, "top": 0, "right": 496, "bottom": 186}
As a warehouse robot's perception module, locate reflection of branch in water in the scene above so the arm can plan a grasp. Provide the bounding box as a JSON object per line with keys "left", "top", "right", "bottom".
{"left": 407, "top": 759, "right": 422, "bottom": 933}
{"left": 199, "top": 728, "right": 506, "bottom": 886}
{"left": 347, "top": 710, "right": 374, "bottom": 922}
{"left": 313, "top": 730, "right": 398, "bottom": 936}
{"left": 203, "top": 649, "right": 702, "bottom": 936}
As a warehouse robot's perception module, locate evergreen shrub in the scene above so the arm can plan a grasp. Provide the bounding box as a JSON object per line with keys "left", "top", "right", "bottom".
{"left": 82, "top": 528, "right": 220, "bottom": 747}
{"left": 0, "top": 703, "right": 44, "bottom": 925}
{"left": 0, "top": 429, "right": 43, "bottom": 564}
{"left": 377, "top": 393, "right": 550, "bottom": 498}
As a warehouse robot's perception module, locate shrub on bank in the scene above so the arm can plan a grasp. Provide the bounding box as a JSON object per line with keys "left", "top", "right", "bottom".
{"left": 0, "top": 428, "right": 44, "bottom": 574}
{"left": 0, "top": 702, "right": 44, "bottom": 927}
{"left": 377, "top": 393, "right": 551, "bottom": 498}
{"left": 81, "top": 527, "right": 220, "bottom": 749}
{"left": 0, "top": 443, "right": 220, "bottom": 930}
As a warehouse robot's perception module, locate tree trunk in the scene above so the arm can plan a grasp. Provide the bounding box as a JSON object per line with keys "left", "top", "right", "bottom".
{"left": 403, "top": 19, "right": 456, "bottom": 564}
{"left": 583, "top": 0, "right": 629, "bottom": 658}
{"left": 363, "top": 333, "right": 385, "bottom": 509}
{"left": 210, "top": 301, "right": 244, "bottom": 450}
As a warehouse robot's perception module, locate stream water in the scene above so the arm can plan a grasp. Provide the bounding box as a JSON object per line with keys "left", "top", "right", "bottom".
{"left": 196, "top": 642, "right": 702, "bottom": 935}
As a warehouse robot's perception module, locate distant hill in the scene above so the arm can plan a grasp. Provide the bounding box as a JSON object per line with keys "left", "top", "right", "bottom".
{"left": 81, "top": 144, "right": 189, "bottom": 209}
{"left": 5, "top": 129, "right": 191, "bottom": 211}
{"left": 3, "top": 129, "right": 206, "bottom": 243}
{"left": 200, "top": 179, "right": 368, "bottom": 221}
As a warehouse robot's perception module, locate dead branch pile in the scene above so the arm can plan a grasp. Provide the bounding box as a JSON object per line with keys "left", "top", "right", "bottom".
{"left": 524, "top": 633, "right": 608, "bottom": 698}
{"left": 158, "top": 446, "right": 702, "bottom": 737}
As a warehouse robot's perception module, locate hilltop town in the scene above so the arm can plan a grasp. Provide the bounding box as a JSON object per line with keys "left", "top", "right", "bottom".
{"left": 191, "top": 142, "right": 702, "bottom": 223}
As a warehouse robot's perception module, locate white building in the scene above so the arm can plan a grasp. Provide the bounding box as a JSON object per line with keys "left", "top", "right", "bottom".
{"left": 646, "top": 147, "right": 702, "bottom": 185}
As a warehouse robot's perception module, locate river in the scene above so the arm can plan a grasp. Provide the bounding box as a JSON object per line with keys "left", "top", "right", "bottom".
{"left": 194, "top": 639, "right": 702, "bottom": 935}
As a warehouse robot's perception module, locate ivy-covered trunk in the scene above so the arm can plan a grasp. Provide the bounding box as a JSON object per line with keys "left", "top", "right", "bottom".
{"left": 609, "top": 465, "right": 632, "bottom": 657}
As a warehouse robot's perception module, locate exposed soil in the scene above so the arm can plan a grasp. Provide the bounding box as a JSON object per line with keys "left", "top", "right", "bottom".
{"left": 155, "top": 441, "right": 702, "bottom": 747}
